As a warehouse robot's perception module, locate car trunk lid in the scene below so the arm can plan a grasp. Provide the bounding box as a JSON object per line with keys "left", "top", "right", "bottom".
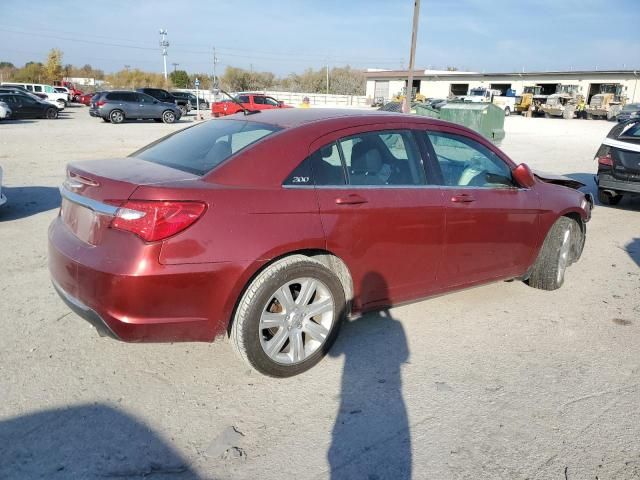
{"left": 60, "top": 158, "right": 198, "bottom": 245}
{"left": 603, "top": 138, "right": 640, "bottom": 179}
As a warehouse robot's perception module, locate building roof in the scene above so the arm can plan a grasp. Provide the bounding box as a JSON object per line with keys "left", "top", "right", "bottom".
{"left": 364, "top": 69, "right": 640, "bottom": 80}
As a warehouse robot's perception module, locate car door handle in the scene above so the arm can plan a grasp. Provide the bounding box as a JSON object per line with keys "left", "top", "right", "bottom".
{"left": 450, "top": 194, "right": 475, "bottom": 203}
{"left": 335, "top": 194, "right": 368, "bottom": 205}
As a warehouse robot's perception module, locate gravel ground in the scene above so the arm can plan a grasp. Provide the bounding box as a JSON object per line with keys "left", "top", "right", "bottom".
{"left": 0, "top": 106, "right": 639, "bottom": 480}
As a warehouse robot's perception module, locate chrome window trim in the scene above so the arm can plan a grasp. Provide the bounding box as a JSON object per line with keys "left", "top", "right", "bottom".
{"left": 59, "top": 186, "right": 119, "bottom": 216}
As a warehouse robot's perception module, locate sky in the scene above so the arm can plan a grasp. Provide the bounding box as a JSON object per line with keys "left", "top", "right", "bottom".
{"left": 1, "top": 0, "right": 639, "bottom": 76}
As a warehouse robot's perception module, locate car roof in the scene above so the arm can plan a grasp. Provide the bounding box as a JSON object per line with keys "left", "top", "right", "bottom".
{"left": 223, "top": 107, "right": 447, "bottom": 129}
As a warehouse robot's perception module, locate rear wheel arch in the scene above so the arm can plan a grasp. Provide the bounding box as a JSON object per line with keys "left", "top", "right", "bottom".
{"left": 225, "top": 249, "right": 354, "bottom": 337}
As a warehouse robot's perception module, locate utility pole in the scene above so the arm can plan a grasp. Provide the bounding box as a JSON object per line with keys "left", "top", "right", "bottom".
{"left": 402, "top": 0, "right": 421, "bottom": 113}
{"left": 159, "top": 29, "right": 169, "bottom": 80}
{"left": 326, "top": 63, "right": 330, "bottom": 96}
{"left": 172, "top": 63, "right": 179, "bottom": 73}
{"left": 212, "top": 46, "right": 218, "bottom": 90}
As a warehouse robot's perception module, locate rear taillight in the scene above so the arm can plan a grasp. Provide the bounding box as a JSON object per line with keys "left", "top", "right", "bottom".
{"left": 108, "top": 200, "right": 206, "bottom": 242}
{"left": 595, "top": 145, "right": 613, "bottom": 166}
{"left": 96, "top": 100, "right": 106, "bottom": 107}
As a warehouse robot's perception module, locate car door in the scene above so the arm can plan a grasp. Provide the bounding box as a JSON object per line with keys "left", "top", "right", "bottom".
{"left": 136, "top": 92, "right": 157, "bottom": 119}
{"left": 303, "top": 126, "right": 446, "bottom": 309}
{"left": 16, "top": 95, "right": 41, "bottom": 118}
{"left": 421, "top": 128, "right": 540, "bottom": 286}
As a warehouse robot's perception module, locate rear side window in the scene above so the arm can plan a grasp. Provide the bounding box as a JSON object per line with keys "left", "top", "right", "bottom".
{"left": 133, "top": 119, "right": 281, "bottom": 175}
{"left": 339, "top": 131, "right": 425, "bottom": 186}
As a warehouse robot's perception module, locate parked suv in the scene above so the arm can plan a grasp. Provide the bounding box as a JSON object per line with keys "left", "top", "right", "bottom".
{"left": 137, "top": 88, "right": 190, "bottom": 115}
{"left": 171, "top": 91, "right": 209, "bottom": 110}
{"left": 595, "top": 119, "right": 640, "bottom": 205}
{"left": 89, "top": 90, "right": 181, "bottom": 124}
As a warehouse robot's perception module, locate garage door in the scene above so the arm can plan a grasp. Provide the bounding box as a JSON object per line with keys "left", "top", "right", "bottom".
{"left": 374, "top": 81, "right": 390, "bottom": 101}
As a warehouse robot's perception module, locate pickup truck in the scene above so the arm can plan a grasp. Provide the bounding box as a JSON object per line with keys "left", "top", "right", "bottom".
{"left": 460, "top": 88, "right": 516, "bottom": 116}
{"left": 211, "top": 93, "right": 291, "bottom": 117}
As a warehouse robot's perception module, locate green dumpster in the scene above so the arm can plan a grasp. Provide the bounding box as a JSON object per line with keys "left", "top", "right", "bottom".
{"left": 439, "top": 102, "right": 505, "bottom": 143}
{"left": 412, "top": 103, "right": 441, "bottom": 119}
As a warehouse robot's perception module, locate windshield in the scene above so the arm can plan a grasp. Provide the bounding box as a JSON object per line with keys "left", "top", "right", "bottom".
{"left": 469, "top": 89, "right": 486, "bottom": 96}
{"left": 133, "top": 119, "right": 282, "bottom": 175}
{"left": 622, "top": 103, "right": 640, "bottom": 112}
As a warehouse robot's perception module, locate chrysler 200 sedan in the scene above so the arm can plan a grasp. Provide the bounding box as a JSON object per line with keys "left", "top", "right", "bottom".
{"left": 49, "top": 109, "right": 593, "bottom": 377}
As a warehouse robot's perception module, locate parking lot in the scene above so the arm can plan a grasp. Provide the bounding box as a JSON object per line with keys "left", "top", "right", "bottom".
{"left": 1, "top": 105, "right": 639, "bottom": 479}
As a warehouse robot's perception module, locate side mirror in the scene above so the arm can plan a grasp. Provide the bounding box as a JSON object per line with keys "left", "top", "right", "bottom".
{"left": 513, "top": 163, "right": 536, "bottom": 188}
{"left": 278, "top": 101, "right": 284, "bottom": 107}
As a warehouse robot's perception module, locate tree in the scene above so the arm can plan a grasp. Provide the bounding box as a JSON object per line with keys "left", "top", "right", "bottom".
{"left": 43, "top": 48, "right": 63, "bottom": 84}
{"left": 13, "top": 61, "right": 44, "bottom": 83}
{"left": 169, "top": 69, "right": 190, "bottom": 88}
{"left": 0, "top": 61, "right": 14, "bottom": 68}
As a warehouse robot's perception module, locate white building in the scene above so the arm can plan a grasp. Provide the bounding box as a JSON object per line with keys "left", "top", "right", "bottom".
{"left": 365, "top": 69, "right": 640, "bottom": 103}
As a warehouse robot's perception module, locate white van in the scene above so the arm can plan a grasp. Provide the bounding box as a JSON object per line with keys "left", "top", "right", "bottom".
{"left": 1, "top": 83, "right": 68, "bottom": 107}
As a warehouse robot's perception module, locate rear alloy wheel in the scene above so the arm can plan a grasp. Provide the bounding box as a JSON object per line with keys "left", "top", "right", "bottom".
{"left": 162, "top": 110, "right": 177, "bottom": 124}
{"left": 527, "top": 217, "right": 581, "bottom": 291}
{"left": 109, "top": 110, "right": 124, "bottom": 124}
{"left": 45, "top": 107, "right": 58, "bottom": 119}
{"left": 598, "top": 188, "right": 622, "bottom": 205}
{"left": 231, "top": 255, "right": 346, "bottom": 377}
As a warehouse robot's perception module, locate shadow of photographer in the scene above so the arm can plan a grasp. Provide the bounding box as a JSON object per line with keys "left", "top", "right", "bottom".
{"left": 328, "top": 271, "right": 412, "bottom": 480}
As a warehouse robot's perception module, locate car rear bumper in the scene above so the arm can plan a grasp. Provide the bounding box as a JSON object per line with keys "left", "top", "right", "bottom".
{"left": 596, "top": 174, "right": 640, "bottom": 194}
{"left": 48, "top": 216, "right": 246, "bottom": 343}
{"left": 89, "top": 108, "right": 102, "bottom": 118}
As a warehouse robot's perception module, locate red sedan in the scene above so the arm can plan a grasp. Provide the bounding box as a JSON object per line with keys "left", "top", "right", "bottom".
{"left": 78, "top": 92, "right": 98, "bottom": 106}
{"left": 211, "top": 93, "right": 291, "bottom": 117}
{"left": 49, "top": 109, "right": 592, "bottom": 377}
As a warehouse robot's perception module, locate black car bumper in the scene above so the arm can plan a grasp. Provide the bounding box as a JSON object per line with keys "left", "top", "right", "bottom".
{"left": 596, "top": 173, "right": 640, "bottom": 194}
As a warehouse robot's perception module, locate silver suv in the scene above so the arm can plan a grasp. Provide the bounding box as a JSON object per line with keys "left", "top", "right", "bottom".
{"left": 89, "top": 90, "right": 182, "bottom": 124}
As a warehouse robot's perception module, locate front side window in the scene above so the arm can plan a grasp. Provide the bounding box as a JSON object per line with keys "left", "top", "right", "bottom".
{"left": 133, "top": 119, "right": 281, "bottom": 175}
{"left": 265, "top": 97, "right": 280, "bottom": 106}
{"left": 426, "top": 132, "right": 514, "bottom": 188}
{"left": 253, "top": 96, "right": 265, "bottom": 105}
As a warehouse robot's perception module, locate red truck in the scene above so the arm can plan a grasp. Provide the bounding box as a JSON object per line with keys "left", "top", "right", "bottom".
{"left": 55, "top": 81, "right": 84, "bottom": 102}
{"left": 212, "top": 93, "right": 291, "bottom": 117}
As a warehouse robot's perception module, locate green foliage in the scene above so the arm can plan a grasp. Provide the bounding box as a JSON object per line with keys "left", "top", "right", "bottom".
{"left": 221, "top": 66, "right": 275, "bottom": 92}
{"left": 0, "top": 61, "right": 15, "bottom": 68}
{"left": 12, "top": 62, "right": 44, "bottom": 83}
{"left": 105, "top": 68, "right": 167, "bottom": 89}
{"left": 169, "top": 69, "right": 190, "bottom": 88}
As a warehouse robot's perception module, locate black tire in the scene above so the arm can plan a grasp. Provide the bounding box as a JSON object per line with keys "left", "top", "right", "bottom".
{"left": 527, "top": 217, "right": 581, "bottom": 291}
{"left": 162, "top": 110, "right": 177, "bottom": 124}
{"left": 504, "top": 107, "right": 511, "bottom": 117}
{"left": 109, "top": 109, "right": 124, "bottom": 124}
{"left": 102, "top": 117, "right": 111, "bottom": 123}
{"left": 45, "top": 107, "right": 58, "bottom": 119}
{"left": 598, "top": 188, "right": 622, "bottom": 205}
{"left": 153, "top": 118, "right": 162, "bottom": 123}
{"left": 231, "top": 255, "right": 346, "bottom": 377}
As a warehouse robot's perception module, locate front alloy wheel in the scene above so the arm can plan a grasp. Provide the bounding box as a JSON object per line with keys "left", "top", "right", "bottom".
{"left": 162, "top": 110, "right": 176, "bottom": 123}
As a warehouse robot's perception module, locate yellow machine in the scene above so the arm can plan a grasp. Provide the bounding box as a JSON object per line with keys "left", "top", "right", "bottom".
{"left": 586, "top": 84, "right": 626, "bottom": 120}
{"left": 514, "top": 86, "right": 547, "bottom": 115}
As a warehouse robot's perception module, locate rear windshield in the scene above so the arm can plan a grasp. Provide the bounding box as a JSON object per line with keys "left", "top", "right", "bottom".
{"left": 133, "top": 119, "right": 282, "bottom": 175}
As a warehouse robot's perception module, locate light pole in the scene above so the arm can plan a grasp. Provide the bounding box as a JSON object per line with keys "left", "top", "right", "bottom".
{"left": 159, "top": 29, "right": 169, "bottom": 80}
{"left": 172, "top": 63, "right": 179, "bottom": 73}
{"left": 402, "top": 0, "right": 421, "bottom": 113}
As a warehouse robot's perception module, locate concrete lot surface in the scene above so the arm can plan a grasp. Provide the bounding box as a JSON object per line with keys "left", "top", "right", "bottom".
{"left": 1, "top": 106, "right": 639, "bottom": 479}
